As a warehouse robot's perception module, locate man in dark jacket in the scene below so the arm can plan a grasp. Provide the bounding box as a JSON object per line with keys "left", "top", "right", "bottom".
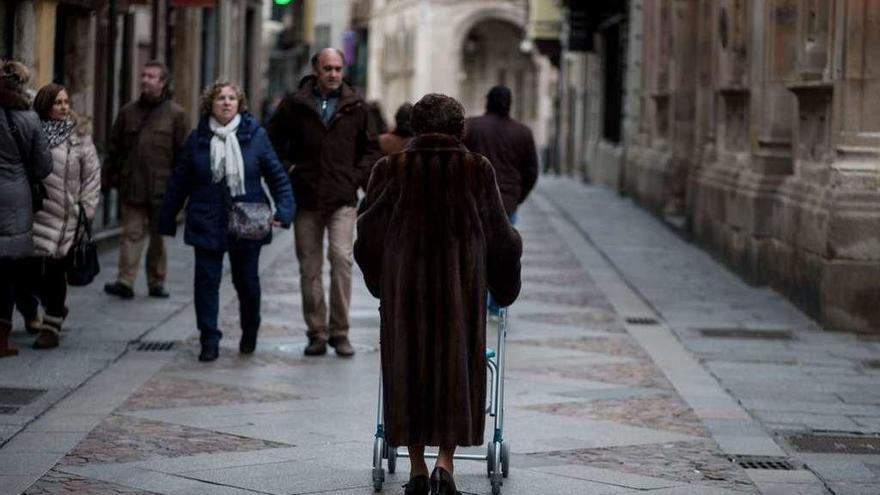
{"left": 103, "top": 61, "right": 189, "bottom": 300}
{"left": 0, "top": 60, "right": 53, "bottom": 356}
{"left": 267, "top": 48, "right": 379, "bottom": 357}
{"left": 463, "top": 85, "right": 538, "bottom": 317}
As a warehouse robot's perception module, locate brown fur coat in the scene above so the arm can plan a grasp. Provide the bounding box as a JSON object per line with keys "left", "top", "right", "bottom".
{"left": 354, "top": 133, "right": 522, "bottom": 447}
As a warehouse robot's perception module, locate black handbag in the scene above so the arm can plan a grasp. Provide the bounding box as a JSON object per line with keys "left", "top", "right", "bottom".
{"left": 66, "top": 204, "right": 100, "bottom": 286}
{"left": 3, "top": 107, "right": 47, "bottom": 212}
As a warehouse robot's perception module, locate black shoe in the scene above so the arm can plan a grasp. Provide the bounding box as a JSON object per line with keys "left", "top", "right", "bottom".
{"left": 104, "top": 282, "right": 134, "bottom": 299}
{"left": 239, "top": 332, "right": 257, "bottom": 354}
{"left": 198, "top": 344, "right": 219, "bottom": 362}
{"left": 404, "top": 475, "right": 430, "bottom": 495}
{"left": 303, "top": 337, "right": 327, "bottom": 356}
{"left": 149, "top": 286, "right": 170, "bottom": 298}
{"left": 328, "top": 336, "right": 355, "bottom": 357}
{"left": 430, "top": 467, "right": 460, "bottom": 495}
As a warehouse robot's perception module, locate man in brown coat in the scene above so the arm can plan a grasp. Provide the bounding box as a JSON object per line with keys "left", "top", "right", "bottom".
{"left": 104, "top": 61, "right": 188, "bottom": 299}
{"left": 355, "top": 93, "right": 522, "bottom": 494}
{"left": 463, "top": 85, "right": 538, "bottom": 317}
{"left": 267, "top": 48, "right": 379, "bottom": 357}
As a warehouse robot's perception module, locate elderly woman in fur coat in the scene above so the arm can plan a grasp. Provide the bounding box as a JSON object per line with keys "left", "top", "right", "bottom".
{"left": 354, "top": 93, "right": 522, "bottom": 495}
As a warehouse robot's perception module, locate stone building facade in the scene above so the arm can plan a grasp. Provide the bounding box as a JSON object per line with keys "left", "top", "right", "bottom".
{"left": 565, "top": 0, "right": 880, "bottom": 333}
{"left": 366, "top": 0, "right": 556, "bottom": 148}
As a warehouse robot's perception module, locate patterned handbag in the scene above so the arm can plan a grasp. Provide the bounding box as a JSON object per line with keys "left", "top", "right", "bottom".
{"left": 227, "top": 200, "right": 273, "bottom": 241}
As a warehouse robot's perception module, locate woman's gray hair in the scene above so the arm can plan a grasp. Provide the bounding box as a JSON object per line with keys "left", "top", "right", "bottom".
{"left": 411, "top": 93, "right": 465, "bottom": 138}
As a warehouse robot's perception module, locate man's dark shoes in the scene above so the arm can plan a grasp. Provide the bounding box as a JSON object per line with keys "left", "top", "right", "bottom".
{"left": 239, "top": 332, "right": 257, "bottom": 354}
{"left": 403, "top": 475, "right": 429, "bottom": 495}
{"left": 149, "top": 286, "right": 170, "bottom": 298}
{"left": 430, "top": 467, "right": 460, "bottom": 495}
{"left": 104, "top": 282, "right": 134, "bottom": 299}
{"left": 198, "top": 344, "right": 219, "bottom": 362}
{"left": 328, "top": 336, "right": 355, "bottom": 357}
{"left": 303, "top": 337, "right": 327, "bottom": 356}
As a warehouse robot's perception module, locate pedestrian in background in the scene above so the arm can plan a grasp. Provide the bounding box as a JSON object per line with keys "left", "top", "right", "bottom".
{"left": 15, "top": 83, "right": 101, "bottom": 349}
{"left": 355, "top": 93, "right": 522, "bottom": 495}
{"left": 0, "top": 60, "right": 53, "bottom": 357}
{"left": 378, "top": 102, "right": 413, "bottom": 156}
{"left": 160, "top": 81, "right": 294, "bottom": 362}
{"left": 463, "top": 85, "right": 538, "bottom": 319}
{"left": 103, "top": 60, "right": 188, "bottom": 300}
{"left": 267, "top": 48, "right": 379, "bottom": 358}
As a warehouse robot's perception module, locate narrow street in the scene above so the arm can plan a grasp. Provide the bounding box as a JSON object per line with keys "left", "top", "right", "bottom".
{"left": 1, "top": 178, "right": 878, "bottom": 494}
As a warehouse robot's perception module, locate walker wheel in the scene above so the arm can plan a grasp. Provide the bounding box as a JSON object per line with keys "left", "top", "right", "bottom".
{"left": 501, "top": 441, "right": 510, "bottom": 478}
{"left": 486, "top": 441, "right": 496, "bottom": 477}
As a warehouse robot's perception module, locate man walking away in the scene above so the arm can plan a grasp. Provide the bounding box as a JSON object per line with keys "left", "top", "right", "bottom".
{"left": 463, "top": 85, "right": 538, "bottom": 318}
{"left": 103, "top": 61, "right": 188, "bottom": 299}
{"left": 267, "top": 48, "right": 379, "bottom": 357}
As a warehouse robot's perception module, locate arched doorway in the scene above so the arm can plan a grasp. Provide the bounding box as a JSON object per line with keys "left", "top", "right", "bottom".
{"left": 459, "top": 19, "right": 538, "bottom": 126}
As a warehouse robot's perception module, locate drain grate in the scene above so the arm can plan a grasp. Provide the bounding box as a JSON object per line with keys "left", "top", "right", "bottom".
{"left": 732, "top": 456, "right": 797, "bottom": 470}
{"left": 863, "top": 359, "right": 880, "bottom": 369}
{"left": 0, "top": 387, "right": 46, "bottom": 405}
{"left": 625, "top": 317, "right": 659, "bottom": 325}
{"left": 785, "top": 433, "right": 880, "bottom": 454}
{"left": 0, "top": 406, "right": 20, "bottom": 414}
{"left": 135, "top": 341, "right": 176, "bottom": 352}
{"left": 698, "top": 328, "right": 794, "bottom": 340}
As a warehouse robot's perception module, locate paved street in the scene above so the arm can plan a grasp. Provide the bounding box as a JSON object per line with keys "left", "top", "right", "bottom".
{"left": 1, "top": 177, "right": 878, "bottom": 494}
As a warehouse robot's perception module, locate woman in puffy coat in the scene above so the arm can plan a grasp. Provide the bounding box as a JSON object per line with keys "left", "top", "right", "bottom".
{"left": 17, "top": 83, "right": 101, "bottom": 349}
{"left": 0, "top": 60, "right": 53, "bottom": 357}
{"left": 160, "top": 81, "right": 295, "bottom": 363}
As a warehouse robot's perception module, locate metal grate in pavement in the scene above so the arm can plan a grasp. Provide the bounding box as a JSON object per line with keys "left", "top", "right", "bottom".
{"left": 785, "top": 433, "right": 880, "bottom": 454}
{"left": 135, "top": 341, "right": 176, "bottom": 352}
{"left": 698, "top": 328, "right": 794, "bottom": 340}
{"left": 625, "top": 317, "right": 660, "bottom": 325}
{"left": 0, "top": 406, "right": 19, "bottom": 414}
{"left": 0, "top": 387, "right": 46, "bottom": 405}
{"left": 732, "top": 456, "right": 797, "bottom": 470}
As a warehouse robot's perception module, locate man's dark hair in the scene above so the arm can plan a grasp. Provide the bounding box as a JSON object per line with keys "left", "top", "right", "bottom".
{"left": 144, "top": 60, "right": 170, "bottom": 82}
{"left": 393, "top": 102, "right": 413, "bottom": 137}
{"left": 411, "top": 93, "right": 465, "bottom": 138}
{"left": 310, "top": 48, "right": 346, "bottom": 70}
{"left": 486, "top": 85, "right": 512, "bottom": 117}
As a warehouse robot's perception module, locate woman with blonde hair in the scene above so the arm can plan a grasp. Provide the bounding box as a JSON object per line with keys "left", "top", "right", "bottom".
{"left": 160, "top": 81, "right": 294, "bottom": 362}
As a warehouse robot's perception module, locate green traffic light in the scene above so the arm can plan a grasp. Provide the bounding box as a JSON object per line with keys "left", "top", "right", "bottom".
{"left": 274, "top": 0, "right": 293, "bottom": 5}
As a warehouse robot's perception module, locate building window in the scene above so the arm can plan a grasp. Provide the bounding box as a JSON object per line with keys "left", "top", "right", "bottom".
{"left": 602, "top": 22, "right": 624, "bottom": 144}
{"left": 1, "top": 2, "right": 14, "bottom": 59}
{"left": 314, "top": 24, "right": 331, "bottom": 51}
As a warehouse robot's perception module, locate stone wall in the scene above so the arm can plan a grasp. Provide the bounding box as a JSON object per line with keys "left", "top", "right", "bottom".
{"left": 613, "top": 0, "right": 880, "bottom": 333}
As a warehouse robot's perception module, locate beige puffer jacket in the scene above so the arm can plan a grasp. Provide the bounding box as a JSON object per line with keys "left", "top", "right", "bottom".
{"left": 32, "top": 122, "right": 101, "bottom": 258}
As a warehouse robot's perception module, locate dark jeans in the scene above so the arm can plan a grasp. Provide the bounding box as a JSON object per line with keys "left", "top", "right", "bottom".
{"left": 16, "top": 257, "right": 68, "bottom": 319}
{"left": 488, "top": 209, "right": 518, "bottom": 315}
{"left": 194, "top": 246, "right": 262, "bottom": 345}
{"left": 0, "top": 259, "right": 23, "bottom": 323}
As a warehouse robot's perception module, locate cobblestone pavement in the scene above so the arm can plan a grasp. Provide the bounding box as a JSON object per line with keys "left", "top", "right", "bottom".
{"left": 7, "top": 177, "right": 873, "bottom": 494}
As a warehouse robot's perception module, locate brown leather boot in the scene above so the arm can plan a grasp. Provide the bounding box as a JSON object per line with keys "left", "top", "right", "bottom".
{"left": 33, "top": 314, "right": 62, "bottom": 349}
{"left": 0, "top": 319, "right": 18, "bottom": 357}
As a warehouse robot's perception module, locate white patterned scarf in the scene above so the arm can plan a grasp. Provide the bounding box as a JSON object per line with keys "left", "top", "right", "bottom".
{"left": 42, "top": 118, "right": 75, "bottom": 148}
{"left": 209, "top": 114, "right": 246, "bottom": 197}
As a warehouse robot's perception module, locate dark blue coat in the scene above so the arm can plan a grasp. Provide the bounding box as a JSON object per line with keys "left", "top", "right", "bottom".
{"left": 159, "top": 112, "right": 295, "bottom": 252}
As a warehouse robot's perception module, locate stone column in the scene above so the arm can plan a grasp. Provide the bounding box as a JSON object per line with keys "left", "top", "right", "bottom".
{"left": 778, "top": 0, "right": 880, "bottom": 332}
